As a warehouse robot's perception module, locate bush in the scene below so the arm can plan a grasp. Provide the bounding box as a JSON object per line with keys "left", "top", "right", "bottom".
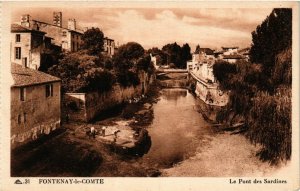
{"left": 247, "top": 88, "right": 291, "bottom": 164}
{"left": 82, "top": 69, "right": 115, "bottom": 92}
{"left": 116, "top": 71, "right": 140, "bottom": 87}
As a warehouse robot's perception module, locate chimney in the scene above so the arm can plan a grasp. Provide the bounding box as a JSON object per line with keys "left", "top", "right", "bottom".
{"left": 68, "top": 18, "right": 76, "bottom": 30}
{"left": 83, "top": 27, "right": 88, "bottom": 32}
{"left": 53, "top": 12, "right": 62, "bottom": 27}
{"left": 21, "top": 14, "right": 31, "bottom": 28}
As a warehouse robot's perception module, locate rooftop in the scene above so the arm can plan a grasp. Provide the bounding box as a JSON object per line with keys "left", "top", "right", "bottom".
{"left": 11, "top": 24, "right": 46, "bottom": 34}
{"left": 222, "top": 46, "right": 239, "bottom": 50}
{"left": 32, "top": 20, "right": 84, "bottom": 34}
{"left": 194, "top": 48, "right": 214, "bottom": 55}
{"left": 223, "top": 54, "right": 245, "bottom": 59}
{"left": 11, "top": 63, "right": 61, "bottom": 87}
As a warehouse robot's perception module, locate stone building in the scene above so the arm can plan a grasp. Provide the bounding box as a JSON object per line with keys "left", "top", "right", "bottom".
{"left": 223, "top": 54, "right": 245, "bottom": 64}
{"left": 10, "top": 23, "right": 47, "bottom": 70}
{"left": 103, "top": 37, "right": 115, "bottom": 56}
{"left": 19, "top": 12, "right": 83, "bottom": 52}
{"left": 221, "top": 46, "right": 239, "bottom": 55}
{"left": 11, "top": 63, "right": 61, "bottom": 148}
{"left": 187, "top": 46, "right": 229, "bottom": 106}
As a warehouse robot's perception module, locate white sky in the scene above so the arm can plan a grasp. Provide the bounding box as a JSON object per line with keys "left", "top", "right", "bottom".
{"left": 12, "top": 7, "right": 273, "bottom": 51}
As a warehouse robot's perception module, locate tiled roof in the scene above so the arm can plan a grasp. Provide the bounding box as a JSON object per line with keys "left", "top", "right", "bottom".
{"left": 223, "top": 54, "right": 245, "bottom": 59}
{"left": 11, "top": 63, "right": 61, "bottom": 87}
{"left": 238, "top": 47, "right": 250, "bottom": 55}
{"left": 11, "top": 24, "right": 46, "bottom": 34}
{"left": 195, "top": 48, "right": 214, "bottom": 55}
{"left": 104, "top": 37, "right": 114, "bottom": 41}
{"left": 32, "top": 20, "right": 83, "bottom": 34}
{"left": 11, "top": 24, "right": 31, "bottom": 32}
{"left": 222, "top": 46, "right": 239, "bottom": 50}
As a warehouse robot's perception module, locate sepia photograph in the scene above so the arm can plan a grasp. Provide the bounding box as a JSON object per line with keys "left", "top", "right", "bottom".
{"left": 0, "top": 1, "right": 299, "bottom": 191}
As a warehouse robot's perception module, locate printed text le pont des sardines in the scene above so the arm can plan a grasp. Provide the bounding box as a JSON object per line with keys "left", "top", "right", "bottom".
{"left": 230, "top": 178, "right": 287, "bottom": 184}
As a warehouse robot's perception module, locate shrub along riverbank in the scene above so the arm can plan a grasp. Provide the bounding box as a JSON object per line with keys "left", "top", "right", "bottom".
{"left": 213, "top": 9, "right": 292, "bottom": 164}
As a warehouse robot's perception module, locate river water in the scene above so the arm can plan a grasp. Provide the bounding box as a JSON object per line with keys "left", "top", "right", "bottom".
{"left": 139, "top": 88, "right": 214, "bottom": 169}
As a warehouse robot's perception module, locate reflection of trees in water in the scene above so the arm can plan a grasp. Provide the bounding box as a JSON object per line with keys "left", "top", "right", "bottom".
{"left": 161, "top": 89, "right": 187, "bottom": 101}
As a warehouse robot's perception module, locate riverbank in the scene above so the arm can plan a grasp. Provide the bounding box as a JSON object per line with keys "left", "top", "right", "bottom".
{"left": 11, "top": 82, "right": 162, "bottom": 177}
{"left": 162, "top": 130, "right": 288, "bottom": 176}
{"left": 11, "top": 81, "right": 287, "bottom": 177}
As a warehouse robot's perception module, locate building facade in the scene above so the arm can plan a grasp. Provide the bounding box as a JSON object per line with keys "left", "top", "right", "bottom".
{"left": 11, "top": 63, "right": 61, "bottom": 148}
{"left": 187, "top": 47, "right": 229, "bottom": 106}
{"left": 19, "top": 12, "right": 83, "bottom": 52}
{"left": 103, "top": 37, "right": 115, "bottom": 56}
{"left": 221, "top": 46, "right": 239, "bottom": 55}
{"left": 10, "top": 24, "right": 47, "bottom": 70}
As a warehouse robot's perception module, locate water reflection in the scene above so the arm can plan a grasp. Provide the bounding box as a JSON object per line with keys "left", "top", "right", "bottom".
{"left": 161, "top": 88, "right": 187, "bottom": 101}
{"left": 140, "top": 88, "right": 212, "bottom": 168}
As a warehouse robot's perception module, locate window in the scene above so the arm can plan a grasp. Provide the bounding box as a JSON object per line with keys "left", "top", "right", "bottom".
{"left": 45, "top": 84, "right": 53, "bottom": 98}
{"left": 16, "top": 34, "right": 21, "bottom": 42}
{"left": 22, "top": 57, "right": 27, "bottom": 68}
{"left": 15, "top": 47, "right": 21, "bottom": 59}
{"left": 24, "top": 113, "right": 27, "bottom": 123}
{"left": 18, "top": 115, "right": 21, "bottom": 125}
{"left": 62, "top": 31, "right": 67, "bottom": 37}
{"left": 20, "top": 87, "right": 25, "bottom": 101}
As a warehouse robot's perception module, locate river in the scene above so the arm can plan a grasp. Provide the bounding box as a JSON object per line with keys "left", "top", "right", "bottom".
{"left": 138, "top": 88, "right": 215, "bottom": 169}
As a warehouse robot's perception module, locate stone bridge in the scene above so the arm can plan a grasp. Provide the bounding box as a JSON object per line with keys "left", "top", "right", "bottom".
{"left": 156, "top": 68, "right": 188, "bottom": 76}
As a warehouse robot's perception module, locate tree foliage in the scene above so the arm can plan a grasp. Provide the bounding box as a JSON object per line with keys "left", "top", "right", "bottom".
{"left": 213, "top": 8, "right": 292, "bottom": 163}
{"left": 113, "top": 42, "right": 153, "bottom": 87}
{"left": 212, "top": 60, "right": 237, "bottom": 87}
{"left": 250, "top": 8, "right": 292, "bottom": 75}
{"left": 161, "top": 42, "right": 192, "bottom": 68}
{"left": 48, "top": 50, "right": 114, "bottom": 93}
{"left": 81, "top": 27, "right": 104, "bottom": 55}
{"left": 147, "top": 47, "right": 167, "bottom": 65}
{"left": 114, "top": 42, "right": 144, "bottom": 64}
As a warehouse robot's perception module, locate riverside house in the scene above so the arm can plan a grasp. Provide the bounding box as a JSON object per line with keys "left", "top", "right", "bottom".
{"left": 11, "top": 63, "right": 61, "bottom": 148}
{"left": 187, "top": 47, "right": 229, "bottom": 106}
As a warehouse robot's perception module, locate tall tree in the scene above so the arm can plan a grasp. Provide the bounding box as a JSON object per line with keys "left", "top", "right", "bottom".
{"left": 81, "top": 27, "right": 104, "bottom": 55}
{"left": 250, "top": 8, "right": 292, "bottom": 76}
{"left": 112, "top": 42, "right": 146, "bottom": 87}
{"left": 48, "top": 50, "right": 114, "bottom": 93}
{"left": 195, "top": 44, "right": 201, "bottom": 53}
{"left": 181, "top": 43, "right": 192, "bottom": 62}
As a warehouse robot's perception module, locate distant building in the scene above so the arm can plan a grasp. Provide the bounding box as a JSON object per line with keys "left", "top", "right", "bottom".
{"left": 238, "top": 47, "right": 250, "bottom": 61}
{"left": 221, "top": 46, "right": 239, "bottom": 55}
{"left": 187, "top": 46, "right": 229, "bottom": 106}
{"left": 103, "top": 37, "right": 115, "bottom": 56}
{"left": 11, "top": 63, "right": 61, "bottom": 148}
{"left": 223, "top": 54, "right": 245, "bottom": 64}
{"left": 150, "top": 53, "right": 159, "bottom": 69}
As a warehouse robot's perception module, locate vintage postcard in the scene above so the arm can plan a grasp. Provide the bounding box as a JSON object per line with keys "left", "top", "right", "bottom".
{"left": 0, "top": 1, "right": 299, "bottom": 191}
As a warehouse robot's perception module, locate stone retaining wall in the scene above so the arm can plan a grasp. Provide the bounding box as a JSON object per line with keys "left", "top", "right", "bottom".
{"left": 64, "top": 72, "right": 154, "bottom": 122}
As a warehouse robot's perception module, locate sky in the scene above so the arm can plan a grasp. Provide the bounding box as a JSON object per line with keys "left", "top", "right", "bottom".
{"left": 11, "top": 7, "right": 273, "bottom": 51}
